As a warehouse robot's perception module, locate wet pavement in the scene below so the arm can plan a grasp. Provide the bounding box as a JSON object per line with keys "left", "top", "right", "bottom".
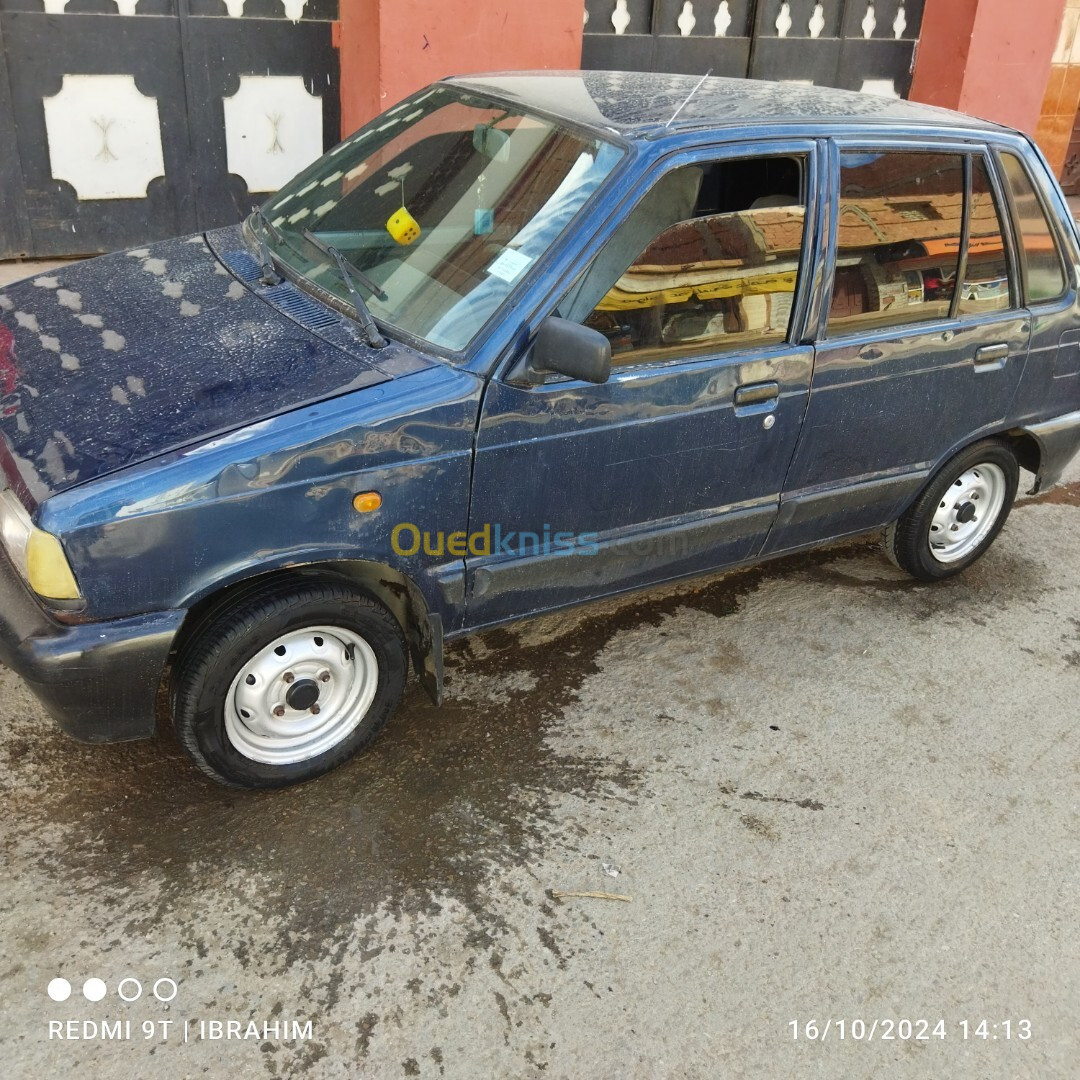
{"left": 2, "top": 462, "right": 1079, "bottom": 1079}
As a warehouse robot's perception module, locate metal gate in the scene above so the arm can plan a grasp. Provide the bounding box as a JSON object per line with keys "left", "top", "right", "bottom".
{"left": 0, "top": 0, "right": 340, "bottom": 259}
{"left": 582, "top": 1, "right": 925, "bottom": 98}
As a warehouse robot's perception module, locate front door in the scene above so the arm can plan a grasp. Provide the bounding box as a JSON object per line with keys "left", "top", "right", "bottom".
{"left": 464, "top": 143, "right": 821, "bottom": 628}
{"left": 764, "top": 144, "right": 1030, "bottom": 554}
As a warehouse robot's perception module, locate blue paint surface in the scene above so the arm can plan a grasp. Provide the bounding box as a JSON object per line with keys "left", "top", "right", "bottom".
{"left": 2, "top": 73, "right": 1080, "bottom": 744}
{"left": 0, "top": 230, "right": 414, "bottom": 496}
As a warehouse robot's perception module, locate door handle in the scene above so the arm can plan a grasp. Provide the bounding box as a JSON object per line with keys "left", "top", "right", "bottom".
{"left": 974, "top": 343, "right": 1009, "bottom": 371}
{"left": 734, "top": 381, "right": 779, "bottom": 408}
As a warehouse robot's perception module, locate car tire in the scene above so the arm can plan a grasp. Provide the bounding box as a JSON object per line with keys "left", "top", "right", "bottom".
{"left": 172, "top": 580, "right": 407, "bottom": 789}
{"left": 885, "top": 439, "right": 1019, "bottom": 582}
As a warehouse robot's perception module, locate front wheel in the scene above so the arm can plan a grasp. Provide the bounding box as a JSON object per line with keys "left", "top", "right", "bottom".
{"left": 885, "top": 440, "right": 1019, "bottom": 582}
{"left": 172, "top": 581, "right": 407, "bottom": 788}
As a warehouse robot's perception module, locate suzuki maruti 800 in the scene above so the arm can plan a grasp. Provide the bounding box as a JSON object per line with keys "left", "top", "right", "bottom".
{"left": 2, "top": 73, "right": 1079, "bottom": 787}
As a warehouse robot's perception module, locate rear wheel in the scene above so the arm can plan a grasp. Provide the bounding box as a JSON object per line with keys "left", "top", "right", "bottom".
{"left": 885, "top": 440, "right": 1019, "bottom": 582}
{"left": 172, "top": 581, "right": 406, "bottom": 788}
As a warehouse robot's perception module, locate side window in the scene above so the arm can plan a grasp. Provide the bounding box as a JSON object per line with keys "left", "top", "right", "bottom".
{"left": 561, "top": 156, "right": 808, "bottom": 367}
{"left": 998, "top": 151, "right": 1068, "bottom": 304}
{"left": 827, "top": 151, "right": 964, "bottom": 335}
{"left": 957, "top": 156, "right": 1012, "bottom": 316}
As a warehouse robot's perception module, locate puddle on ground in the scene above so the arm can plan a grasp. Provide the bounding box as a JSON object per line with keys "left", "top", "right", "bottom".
{"left": 1016, "top": 479, "right": 1080, "bottom": 508}
{"left": 0, "top": 497, "right": 1068, "bottom": 952}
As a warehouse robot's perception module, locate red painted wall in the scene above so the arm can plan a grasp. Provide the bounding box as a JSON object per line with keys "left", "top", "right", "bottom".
{"left": 962, "top": 0, "right": 1065, "bottom": 132}
{"left": 910, "top": 0, "right": 1064, "bottom": 135}
{"left": 908, "top": 0, "right": 980, "bottom": 112}
{"left": 336, "top": 0, "right": 585, "bottom": 137}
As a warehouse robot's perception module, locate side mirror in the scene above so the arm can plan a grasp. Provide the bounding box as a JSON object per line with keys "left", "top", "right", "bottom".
{"left": 508, "top": 316, "right": 612, "bottom": 387}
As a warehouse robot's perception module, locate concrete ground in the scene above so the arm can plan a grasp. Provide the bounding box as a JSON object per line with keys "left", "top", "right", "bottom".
{"left": 1, "top": 452, "right": 1078, "bottom": 1079}
{"left": 3, "top": 248, "right": 1080, "bottom": 1077}
{"left": 0, "top": 259, "right": 80, "bottom": 288}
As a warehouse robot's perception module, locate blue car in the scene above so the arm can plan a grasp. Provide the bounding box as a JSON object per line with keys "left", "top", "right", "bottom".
{"left": 2, "top": 72, "right": 1079, "bottom": 788}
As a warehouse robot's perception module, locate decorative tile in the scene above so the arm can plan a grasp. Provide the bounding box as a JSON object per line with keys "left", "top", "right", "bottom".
{"left": 855, "top": 77, "right": 898, "bottom": 97}
{"left": 612, "top": 0, "right": 631, "bottom": 34}
{"left": 42, "top": 74, "right": 165, "bottom": 200}
{"left": 40, "top": 1, "right": 143, "bottom": 11}
{"left": 861, "top": 1, "right": 876, "bottom": 39}
{"left": 1056, "top": 9, "right": 1080, "bottom": 64}
{"left": 860, "top": 77, "right": 898, "bottom": 97}
{"left": 775, "top": 2, "right": 792, "bottom": 37}
{"left": 223, "top": 75, "right": 323, "bottom": 194}
{"left": 1063, "top": 64, "right": 1080, "bottom": 114}
{"left": 677, "top": 1, "right": 696, "bottom": 36}
{"left": 714, "top": 1, "right": 731, "bottom": 37}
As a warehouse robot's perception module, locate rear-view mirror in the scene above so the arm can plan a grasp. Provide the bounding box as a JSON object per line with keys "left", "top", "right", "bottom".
{"left": 473, "top": 124, "right": 510, "bottom": 162}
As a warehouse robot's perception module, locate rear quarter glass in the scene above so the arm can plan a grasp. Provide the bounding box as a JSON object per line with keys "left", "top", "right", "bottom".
{"left": 998, "top": 150, "right": 1068, "bottom": 304}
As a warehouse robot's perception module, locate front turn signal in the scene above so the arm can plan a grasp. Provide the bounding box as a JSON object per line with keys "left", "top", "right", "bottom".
{"left": 26, "top": 529, "right": 82, "bottom": 600}
{"left": 353, "top": 491, "right": 382, "bottom": 513}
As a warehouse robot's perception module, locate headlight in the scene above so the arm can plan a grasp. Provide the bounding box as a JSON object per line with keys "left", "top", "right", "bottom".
{"left": 0, "top": 489, "right": 82, "bottom": 600}
{"left": 0, "top": 489, "right": 31, "bottom": 576}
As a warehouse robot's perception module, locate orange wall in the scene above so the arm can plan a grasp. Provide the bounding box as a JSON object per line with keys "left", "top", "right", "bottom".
{"left": 963, "top": 0, "right": 1066, "bottom": 133}
{"left": 910, "top": 0, "right": 1064, "bottom": 135}
{"left": 1034, "top": 0, "right": 1080, "bottom": 177}
{"left": 908, "top": 0, "right": 980, "bottom": 112}
{"left": 337, "top": 0, "right": 585, "bottom": 137}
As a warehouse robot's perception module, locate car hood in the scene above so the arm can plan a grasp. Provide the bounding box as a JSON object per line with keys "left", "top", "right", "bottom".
{"left": 0, "top": 227, "right": 431, "bottom": 503}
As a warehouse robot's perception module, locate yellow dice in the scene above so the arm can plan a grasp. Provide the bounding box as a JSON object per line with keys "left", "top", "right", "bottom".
{"left": 386, "top": 207, "right": 421, "bottom": 245}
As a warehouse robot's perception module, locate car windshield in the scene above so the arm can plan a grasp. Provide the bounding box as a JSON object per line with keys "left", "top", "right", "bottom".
{"left": 256, "top": 86, "right": 624, "bottom": 353}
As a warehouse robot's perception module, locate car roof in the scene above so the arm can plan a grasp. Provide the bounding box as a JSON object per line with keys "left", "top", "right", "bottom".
{"left": 445, "top": 71, "right": 1007, "bottom": 140}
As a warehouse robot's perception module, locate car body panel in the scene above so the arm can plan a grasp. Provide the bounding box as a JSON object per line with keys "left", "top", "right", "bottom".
{"left": 466, "top": 343, "right": 814, "bottom": 625}
{"left": 38, "top": 362, "right": 482, "bottom": 630}
{"left": 1, "top": 72, "right": 1079, "bottom": 746}
{"left": 769, "top": 312, "right": 1032, "bottom": 551}
{"left": 0, "top": 227, "right": 440, "bottom": 503}
{"left": 448, "top": 72, "right": 1005, "bottom": 139}
{"left": 464, "top": 135, "right": 824, "bottom": 624}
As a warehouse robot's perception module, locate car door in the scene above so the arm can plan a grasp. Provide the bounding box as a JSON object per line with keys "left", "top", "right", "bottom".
{"left": 993, "top": 146, "right": 1080, "bottom": 428}
{"left": 763, "top": 141, "right": 1030, "bottom": 555}
{"left": 463, "top": 141, "right": 822, "bottom": 628}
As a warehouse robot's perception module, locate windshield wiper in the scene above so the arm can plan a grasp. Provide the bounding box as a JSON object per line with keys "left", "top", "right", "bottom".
{"left": 248, "top": 206, "right": 283, "bottom": 286}
{"left": 302, "top": 229, "right": 388, "bottom": 349}
{"left": 302, "top": 229, "right": 389, "bottom": 303}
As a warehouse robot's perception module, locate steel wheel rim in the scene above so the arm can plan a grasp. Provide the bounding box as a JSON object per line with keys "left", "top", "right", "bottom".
{"left": 224, "top": 625, "right": 379, "bottom": 765}
{"left": 928, "top": 462, "right": 1007, "bottom": 564}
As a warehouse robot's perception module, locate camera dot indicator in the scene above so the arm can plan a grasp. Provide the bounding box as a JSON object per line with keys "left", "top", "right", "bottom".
{"left": 117, "top": 977, "right": 142, "bottom": 1002}
{"left": 82, "top": 978, "right": 107, "bottom": 1002}
{"left": 47, "top": 978, "right": 71, "bottom": 1002}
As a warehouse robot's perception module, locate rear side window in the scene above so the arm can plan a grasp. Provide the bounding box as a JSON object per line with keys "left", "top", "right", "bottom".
{"left": 827, "top": 151, "right": 964, "bottom": 335}
{"left": 998, "top": 151, "right": 1068, "bottom": 304}
{"left": 957, "top": 156, "right": 1011, "bottom": 317}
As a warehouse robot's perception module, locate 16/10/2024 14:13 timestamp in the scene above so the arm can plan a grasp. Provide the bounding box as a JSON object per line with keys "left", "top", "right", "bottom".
{"left": 789, "top": 1019, "right": 1032, "bottom": 1041}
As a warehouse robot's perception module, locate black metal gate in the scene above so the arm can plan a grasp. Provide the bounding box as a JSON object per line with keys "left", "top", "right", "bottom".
{"left": 0, "top": 0, "right": 340, "bottom": 259}
{"left": 582, "top": 1, "right": 925, "bottom": 97}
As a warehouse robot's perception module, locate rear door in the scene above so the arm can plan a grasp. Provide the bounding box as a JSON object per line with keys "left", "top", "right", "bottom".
{"left": 993, "top": 147, "right": 1080, "bottom": 426}
{"left": 764, "top": 141, "right": 1029, "bottom": 554}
